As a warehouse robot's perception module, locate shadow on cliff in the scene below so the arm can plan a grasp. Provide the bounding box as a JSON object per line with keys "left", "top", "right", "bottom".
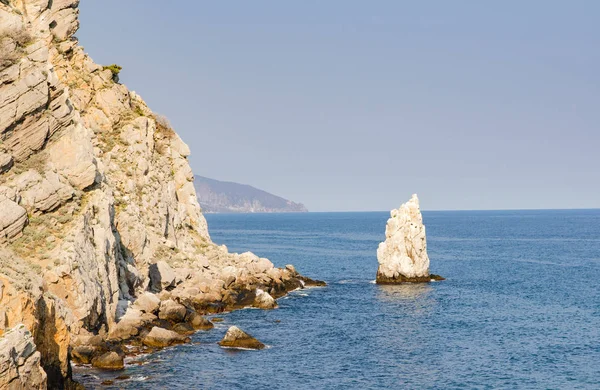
{"left": 35, "top": 297, "right": 82, "bottom": 390}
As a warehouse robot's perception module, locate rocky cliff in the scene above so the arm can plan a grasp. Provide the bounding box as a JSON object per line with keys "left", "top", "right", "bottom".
{"left": 0, "top": 2, "right": 321, "bottom": 388}
{"left": 194, "top": 175, "right": 308, "bottom": 213}
{"left": 376, "top": 194, "right": 443, "bottom": 283}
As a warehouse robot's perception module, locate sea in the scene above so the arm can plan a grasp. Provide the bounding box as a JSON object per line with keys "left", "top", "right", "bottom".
{"left": 75, "top": 210, "right": 600, "bottom": 389}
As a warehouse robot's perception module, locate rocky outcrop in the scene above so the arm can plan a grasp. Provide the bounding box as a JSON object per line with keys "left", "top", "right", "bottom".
{"left": 0, "top": 1, "right": 324, "bottom": 387}
{"left": 218, "top": 326, "right": 265, "bottom": 350}
{"left": 0, "top": 324, "right": 47, "bottom": 390}
{"left": 376, "top": 194, "right": 444, "bottom": 283}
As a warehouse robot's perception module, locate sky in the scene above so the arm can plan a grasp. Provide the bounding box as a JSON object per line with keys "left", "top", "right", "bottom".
{"left": 78, "top": 1, "right": 599, "bottom": 212}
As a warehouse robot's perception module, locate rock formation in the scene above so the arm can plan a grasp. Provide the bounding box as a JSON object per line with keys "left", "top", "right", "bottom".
{"left": 0, "top": 324, "right": 47, "bottom": 389}
{"left": 218, "top": 326, "right": 265, "bottom": 350}
{"left": 0, "top": 1, "right": 323, "bottom": 387}
{"left": 376, "top": 194, "right": 444, "bottom": 283}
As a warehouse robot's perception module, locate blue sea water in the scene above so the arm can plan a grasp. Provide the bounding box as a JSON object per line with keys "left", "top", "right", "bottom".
{"left": 76, "top": 210, "right": 600, "bottom": 389}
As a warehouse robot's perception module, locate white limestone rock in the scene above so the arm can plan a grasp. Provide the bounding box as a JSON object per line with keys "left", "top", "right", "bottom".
{"left": 376, "top": 194, "right": 442, "bottom": 283}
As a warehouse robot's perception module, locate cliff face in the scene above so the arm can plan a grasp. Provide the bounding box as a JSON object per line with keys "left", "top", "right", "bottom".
{"left": 194, "top": 175, "right": 308, "bottom": 213}
{"left": 0, "top": 2, "right": 318, "bottom": 388}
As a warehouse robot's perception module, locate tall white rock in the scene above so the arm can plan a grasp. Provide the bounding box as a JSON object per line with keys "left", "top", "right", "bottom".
{"left": 376, "top": 194, "right": 442, "bottom": 283}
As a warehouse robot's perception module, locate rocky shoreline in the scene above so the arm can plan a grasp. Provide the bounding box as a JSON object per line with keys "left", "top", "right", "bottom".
{"left": 0, "top": 1, "right": 324, "bottom": 388}
{"left": 70, "top": 263, "right": 325, "bottom": 371}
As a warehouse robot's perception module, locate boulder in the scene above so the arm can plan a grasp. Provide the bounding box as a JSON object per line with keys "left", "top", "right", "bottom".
{"left": 376, "top": 194, "right": 443, "bottom": 283}
{"left": 148, "top": 261, "right": 176, "bottom": 292}
{"left": 0, "top": 324, "right": 47, "bottom": 389}
{"left": 20, "top": 171, "right": 74, "bottom": 213}
{"left": 158, "top": 299, "right": 186, "bottom": 323}
{"left": 218, "top": 326, "right": 265, "bottom": 350}
{"left": 253, "top": 289, "right": 277, "bottom": 309}
{"left": 0, "top": 196, "right": 28, "bottom": 241}
{"left": 187, "top": 312, "right": 214, "bottom": 330}
{"left": 172, "top": 323, "right": 195, "bottom": 336}
{"left": 71, "top": 345, "right": 97, "bottom": 364}
{"left": 285, "top": 264, "right": 297, "bottom": 275}
{"left": 0, "top": 152, "right": 13, "bottom": 173}
{"left": 91, "top": 351, "right": 124, "bottom": 370}
{"left": 133, "top": 292, "right": 161, "bottom": 314}
{"left": 46, "top": 123, "right": 98, "bottom": 190}
{"left": 142, "top": 326, "right": 190, "bottom": 348}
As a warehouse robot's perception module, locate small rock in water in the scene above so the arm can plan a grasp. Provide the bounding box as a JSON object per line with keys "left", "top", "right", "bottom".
{"left": 218, "top": 326, "right": 265, "bottom": 350}
{"left": 212, "top": 317, "right": 224, "bottom": 322}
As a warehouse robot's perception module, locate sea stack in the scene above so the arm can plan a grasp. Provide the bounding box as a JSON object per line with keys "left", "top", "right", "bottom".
{"left": 376, "top": 194, "right": 444, "bottom": 283}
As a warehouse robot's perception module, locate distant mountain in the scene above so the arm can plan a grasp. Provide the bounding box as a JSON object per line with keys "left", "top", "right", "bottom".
{"left": 194, "top": 175, "right": 308, "bottom": 213}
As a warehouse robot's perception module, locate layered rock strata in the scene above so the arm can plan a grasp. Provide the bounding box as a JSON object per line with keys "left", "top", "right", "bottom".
{"left": 0, "top": 324, "right": 47, "bottom": 389}
{"left": 376, "top": 194, "right": 444, "bottom": 283}
{"left": 0, "top": 1, "right": 324, "bottom": 388}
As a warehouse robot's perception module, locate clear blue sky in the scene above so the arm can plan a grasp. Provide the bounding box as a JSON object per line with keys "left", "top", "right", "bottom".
{"left": 78, "top": 1, "right": 599, "bottom": 211}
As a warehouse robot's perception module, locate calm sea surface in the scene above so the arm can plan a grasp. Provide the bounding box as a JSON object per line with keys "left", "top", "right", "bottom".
{"left": 76, "top": 210, "right": 600, "bottom": 389}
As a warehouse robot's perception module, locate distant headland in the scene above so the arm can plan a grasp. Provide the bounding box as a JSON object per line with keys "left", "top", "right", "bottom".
{"left": 194, "top": 175, "right": 308, "bottom": 213}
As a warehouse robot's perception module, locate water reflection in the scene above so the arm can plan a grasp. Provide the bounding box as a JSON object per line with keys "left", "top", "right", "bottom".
{"left": 376, "top": 283, "right": 436, "bottom": 315}
{"left": 377, "top": 283, "right": 433, "bottom": 300}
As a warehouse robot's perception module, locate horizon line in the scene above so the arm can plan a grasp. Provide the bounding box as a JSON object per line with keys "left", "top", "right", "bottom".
{"left": 205, "top": 207, "right": 600, "bottom": 215}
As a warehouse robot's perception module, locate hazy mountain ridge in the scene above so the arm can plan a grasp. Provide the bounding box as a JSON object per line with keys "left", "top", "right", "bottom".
{"left": 195, "top": 176, "right": 308, "bottom": 213}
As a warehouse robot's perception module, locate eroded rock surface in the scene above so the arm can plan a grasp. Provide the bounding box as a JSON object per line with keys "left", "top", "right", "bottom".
{"left": 376, "top": 194, "right": 444, "bottom": 283}
{"left": 0, "top": 1, "right": 323, "bottom": 386}
{"left": 0, "top": 324, "right": 47, "bottom": 390}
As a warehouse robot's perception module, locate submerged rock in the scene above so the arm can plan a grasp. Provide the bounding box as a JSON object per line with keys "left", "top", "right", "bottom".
{"left": 218, "top": 326, "right": 265, "bottom": 350}
{"left": 376, "top": 194, "right": 444, "bottom": 283}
